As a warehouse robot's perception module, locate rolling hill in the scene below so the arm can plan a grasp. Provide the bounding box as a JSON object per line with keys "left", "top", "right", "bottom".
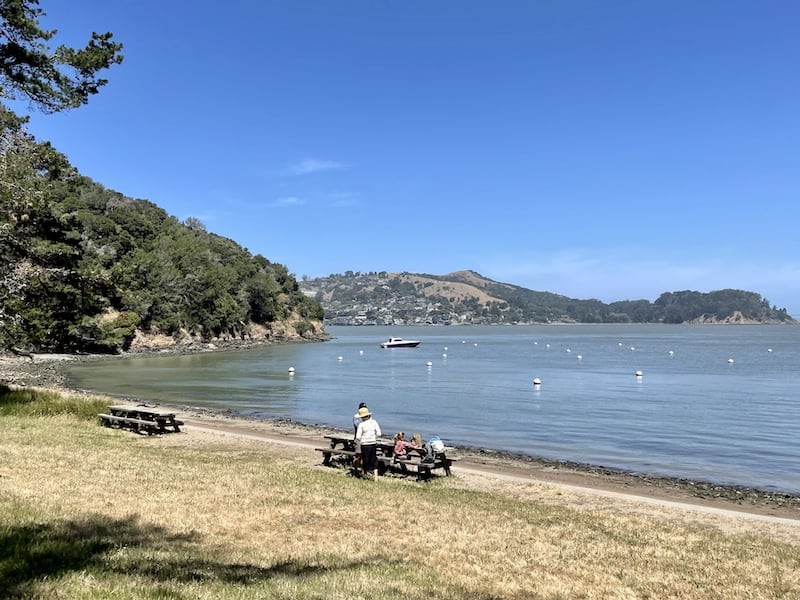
{"left": 300, "top": 270, "right": 795, "bottom": 326}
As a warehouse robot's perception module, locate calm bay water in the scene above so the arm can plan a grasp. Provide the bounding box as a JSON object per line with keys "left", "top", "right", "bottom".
{"left": 68, "top": 324, "right": 800, "bottom": 494}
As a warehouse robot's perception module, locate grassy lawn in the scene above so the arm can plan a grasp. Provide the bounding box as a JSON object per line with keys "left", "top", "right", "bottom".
{"left": 2, "top": 386, "right": 799, "bottom": 599}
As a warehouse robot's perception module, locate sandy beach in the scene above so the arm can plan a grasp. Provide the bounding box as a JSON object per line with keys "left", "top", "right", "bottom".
{"left": 3, "top": 349, "right": 800, "bottom": 540}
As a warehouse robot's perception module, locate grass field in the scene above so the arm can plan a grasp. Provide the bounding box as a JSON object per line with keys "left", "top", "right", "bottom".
{"left": 2, "top": 386, "right": 799, "bottom": 599}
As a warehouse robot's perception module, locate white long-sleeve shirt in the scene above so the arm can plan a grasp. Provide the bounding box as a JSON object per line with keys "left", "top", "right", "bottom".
{"left": 355, "top": 418, "right": 381, "bottom": 445}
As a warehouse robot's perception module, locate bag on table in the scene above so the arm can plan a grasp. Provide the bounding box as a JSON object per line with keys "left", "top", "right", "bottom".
{"left": 423, "top": 435, "right": 445, "bottom": 461}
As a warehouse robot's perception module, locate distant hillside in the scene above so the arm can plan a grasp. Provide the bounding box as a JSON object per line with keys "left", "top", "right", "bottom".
{"left": 300, "top": 270, "right": 796, "bottom": 326}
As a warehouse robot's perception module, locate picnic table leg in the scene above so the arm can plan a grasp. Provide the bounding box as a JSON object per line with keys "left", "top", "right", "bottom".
{"left": 321, "top": 450, "right": 332, "bottom": 465}
{"left": 418, "top": 465, "right": 432, "bottom": 481}
{"left": 440, "top": 454, "right": 452, "bottom": 476}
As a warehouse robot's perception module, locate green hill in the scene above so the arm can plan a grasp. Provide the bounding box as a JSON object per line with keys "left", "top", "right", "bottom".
{"left": 1, "top": 126, "right": 325, "bottom": 354}
{"left": 301, "top": 270, "right": 795, "bottom": 326}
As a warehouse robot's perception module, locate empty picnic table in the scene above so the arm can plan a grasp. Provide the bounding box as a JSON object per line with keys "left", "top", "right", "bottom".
{"left": 98, "top": 404, "right": 184, "bottom": 435}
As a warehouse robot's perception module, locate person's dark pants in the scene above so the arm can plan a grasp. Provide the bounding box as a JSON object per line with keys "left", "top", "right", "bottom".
{"left": 361, "top": 443, "right": 378, "bottom": 473}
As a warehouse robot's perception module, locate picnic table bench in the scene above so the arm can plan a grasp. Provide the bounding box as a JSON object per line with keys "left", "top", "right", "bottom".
{"left": 315, "top": 433, "right": 457, "bottom": 479}
{"left": 98, "top": 404, "right": 184, "bottom": 435}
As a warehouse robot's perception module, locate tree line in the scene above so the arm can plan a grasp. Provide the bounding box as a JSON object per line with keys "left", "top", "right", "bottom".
{"left": 440, "top": 271, "right": 794, "bottom": 324}
{"left": 0, "top": 117, "right": 324, "bottom": 353}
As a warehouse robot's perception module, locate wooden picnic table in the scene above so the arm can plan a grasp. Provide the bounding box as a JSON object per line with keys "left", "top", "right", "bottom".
{"left": 98, "top": 404, "right": 184, "bottom": 435}
{"left": 316, "top": 433, "right": 457, "bottom": 479}
{"left": 322, "top": 434, "right": 412, "bottom": 454}
{"left": 324, "top": 434, "right": 356, "bottom": 452}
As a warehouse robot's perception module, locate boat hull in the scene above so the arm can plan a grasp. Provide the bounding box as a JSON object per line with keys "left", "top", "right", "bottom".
{"left": 379, "top": 338, "right": 421, "bottom": 348}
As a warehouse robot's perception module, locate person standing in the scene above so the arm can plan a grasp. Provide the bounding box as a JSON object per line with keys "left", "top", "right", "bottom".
{"left": 354, "top": 406, "right": 382, "bottom": 481}
{"left": 352, "top": 402, "right": 368, "bottom": 473}
{"left": 353, "top": 402, "right": 367, "bottom": 435}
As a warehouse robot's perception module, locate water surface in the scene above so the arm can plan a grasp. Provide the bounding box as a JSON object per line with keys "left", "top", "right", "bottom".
{"left": 69, "top": 324, "right": 800, "bottom": 494}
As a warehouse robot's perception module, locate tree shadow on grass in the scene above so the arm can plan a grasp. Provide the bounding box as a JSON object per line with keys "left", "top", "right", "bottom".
{"left": 0, "top": 513, "right": 190, "bottom": 597}
{"left": 0, "top": 513, "right": 402, "bottom": 598}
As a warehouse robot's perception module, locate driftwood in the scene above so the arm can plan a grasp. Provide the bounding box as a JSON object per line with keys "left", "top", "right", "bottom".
{"left": 8, "top": 347, "right": 34, "bottom": 361}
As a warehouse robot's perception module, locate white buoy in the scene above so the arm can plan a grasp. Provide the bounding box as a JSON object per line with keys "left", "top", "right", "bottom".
{"left": 288, "top": 367, "right": 295, "bottom": 374}
{"left": 768, "top": 348, "right": 773, "bottom": 353}
{"left": 727, "top": 358, "right": 734, "bottom": 364}
{"left": 630, "top": 346, "right": 635, "bottom": 351}
{"left": 426, "top": 361, "right": 433, "bottom": 367}
{"left": 668, "top": 350, "right": 674, "bottom": 356}
{"left": 337, "top": 356, "right": 343, "bottom": 361}
{"left": 359, "top": 350, "right": 364, "bottom": 355}
{"left": 545, "top": 344, "right": 550, "bottom": 349}
{"left": 533, "top": 378, "right": 542, "bottom": 386}
{"left": 442, "top": 353, "right": 447, "bottom": 358}
{"left": 474, "top": 343, "right": 478, "bottom": 347}
{"left": 444, "top": 346, "right": 448, "bottom": 351}
{"left": 635, "top": 370, "right": 643, "bottom": 377}
{"left": 566, "top": 348, "right": 571, "bottom": 353}
{"left": 577, "top": 354, "right": 582, "bottom": 360}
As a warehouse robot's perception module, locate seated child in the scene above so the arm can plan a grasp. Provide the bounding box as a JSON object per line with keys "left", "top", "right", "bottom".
{"left": 392, "top": 432, "right": 418, "bottom": 461}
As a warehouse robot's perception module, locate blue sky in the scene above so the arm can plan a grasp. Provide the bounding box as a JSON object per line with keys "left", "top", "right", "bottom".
{"left": 19, "top": 1, "right": 800, "bottom": 314}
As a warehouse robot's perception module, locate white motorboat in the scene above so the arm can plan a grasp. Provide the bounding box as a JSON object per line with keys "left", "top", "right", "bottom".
{"left": 379, "top": 337, "right": 421, "bottom": 348}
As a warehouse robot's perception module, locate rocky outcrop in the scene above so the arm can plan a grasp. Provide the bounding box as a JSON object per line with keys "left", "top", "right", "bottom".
{"left": 688, "top": 311, "right": 767, "bottom": 325}
{"left": 127, "top": 318, "right": 329, "bottom": 353}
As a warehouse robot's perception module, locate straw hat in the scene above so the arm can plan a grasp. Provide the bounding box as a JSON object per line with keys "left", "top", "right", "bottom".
{"left": 354, "top": 407, "right": 371, "bottom": 418}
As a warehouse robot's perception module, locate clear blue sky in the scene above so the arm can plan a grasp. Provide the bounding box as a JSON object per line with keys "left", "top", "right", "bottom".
{"left": 20, "top": 1, "right": 800, "bottom": 314}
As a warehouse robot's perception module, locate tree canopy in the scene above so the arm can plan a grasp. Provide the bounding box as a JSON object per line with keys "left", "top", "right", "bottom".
{"left": 0, "top": 0, "right": 123, "bottom": 115}
{"left": 0, "top": 132, "right": 325, "bottom": 352}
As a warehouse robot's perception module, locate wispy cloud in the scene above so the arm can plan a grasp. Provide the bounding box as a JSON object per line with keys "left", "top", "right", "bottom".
{"left": 288, "top": 158, "right": 344, "bottom": 175}
{"left": 329, "top": 191, "right": 359, "bottom": 207}
{"left": 270, "top": 196, "right": 305, "bottom": 208}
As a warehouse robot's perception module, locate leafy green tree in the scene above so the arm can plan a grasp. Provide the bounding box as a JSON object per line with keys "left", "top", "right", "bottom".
{"left": 1, "top": 2, "right": 123, "bottom": 350}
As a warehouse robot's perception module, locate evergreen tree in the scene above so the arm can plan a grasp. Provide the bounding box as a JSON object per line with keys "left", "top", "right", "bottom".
{"left": 1, "top": 2, "right": 122, "bottom": 350}
{"left": 0, "top": 0, "right": 123, "bottom": 115}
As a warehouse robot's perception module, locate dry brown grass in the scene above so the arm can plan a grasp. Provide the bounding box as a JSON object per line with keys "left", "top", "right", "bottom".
{"left": 2, "top": 411, "right": 800, "bottom": 599}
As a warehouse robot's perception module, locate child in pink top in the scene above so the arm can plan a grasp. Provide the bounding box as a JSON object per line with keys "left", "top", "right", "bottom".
{"left": 392, "top": 432, "right": 419, "bottom": 460}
